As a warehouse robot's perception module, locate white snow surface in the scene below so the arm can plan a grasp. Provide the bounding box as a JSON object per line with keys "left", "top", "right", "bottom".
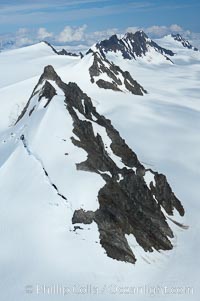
{"left": 0, "top": 39, "right": 199, "bottom": 300}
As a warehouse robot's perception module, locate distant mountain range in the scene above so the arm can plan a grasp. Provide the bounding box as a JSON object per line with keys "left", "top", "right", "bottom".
{"left": 0, "top": 31, "right": 199, "bottom": 56}
{"left": 171, "top": 33, "right": 199, "bottom": 51}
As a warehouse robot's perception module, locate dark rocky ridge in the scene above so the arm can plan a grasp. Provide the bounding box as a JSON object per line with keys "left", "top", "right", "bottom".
{"left": 17, "top": 65, "right": 185, "bottom": 264}
{"left": 88, "top": 31, "right": 174, "bottom": 61}
{"left": 171, "top": 34, "right": 198, "bottom": 51}
{"left": 44, "top": 41, "right": 81, "bottom": 57}
{"left": 89, "top": 51, "right": 147, "bottom": 95}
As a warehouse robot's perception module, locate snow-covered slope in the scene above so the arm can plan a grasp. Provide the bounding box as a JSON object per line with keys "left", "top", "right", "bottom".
{"left": 0, "top": 41, "right": 81, "bottom": 89}
{"left": 0, "top": 63, "right": 186, "bottom": 300}
{"left": 0, "top": 42, "right": 147, "bottom": 133}
{"left": 0, "top": 37, "right": 200, "bottom": 301}
{"left": 0, "top": 42, "right": 80, "bottom": 132}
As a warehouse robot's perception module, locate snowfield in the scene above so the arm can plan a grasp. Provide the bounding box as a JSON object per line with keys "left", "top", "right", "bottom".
{"left": 0, "top": 39, "right": 200, "bottom": 301}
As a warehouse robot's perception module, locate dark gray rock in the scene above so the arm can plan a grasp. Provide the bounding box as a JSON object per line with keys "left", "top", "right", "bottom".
{"left": 17, "top": 65, "right": 186, "bottom": 265}
{"left": 44, "top": 41, "right": 80, "bottom": 57}
{"left": 96, "top": 79, "right": 121, "bottom": 91}
{"left": 89, "top": 52, "right": 122, "bottom": 85}
{"left": 89, "top": 52, "right": 147, "bottom": 95}
{"left": 39, "top": 80, "right": 57, "bottom": 108}
{"left": 171, "top": 34, "right": 198, "bottom": 51}
{"left": 151, "top": 172, "right": 185, "bottom": 216}
{"left": 57, "top": 49, "right": 79, "bottom": 57}
{"left": 16, "top": 71, "right": 57, "bottom": 123}
{"left": 72, "top": 209, "right": 95, "bottom": 224}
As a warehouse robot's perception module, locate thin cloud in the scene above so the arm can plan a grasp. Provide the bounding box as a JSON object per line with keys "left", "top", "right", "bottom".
{"left": 0, "top": 2, "right": 153, "bottom": 26}
{"left": 0, "top": 0, "right": 109, "bottom": 13}
{"left": 0, "top": 23, "right": 199, "bottom": 51}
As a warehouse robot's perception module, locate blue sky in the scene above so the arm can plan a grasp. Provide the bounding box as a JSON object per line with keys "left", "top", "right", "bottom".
{"left": 0, "top": 0, "right": 200, "bottom": 46}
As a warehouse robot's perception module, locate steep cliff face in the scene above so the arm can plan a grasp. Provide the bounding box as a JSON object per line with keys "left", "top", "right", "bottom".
{"left": 16, "top": 65, "right": 185, "bottom": 264}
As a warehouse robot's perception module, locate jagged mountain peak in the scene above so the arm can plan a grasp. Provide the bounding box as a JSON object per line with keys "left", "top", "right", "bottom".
{"left": 124, "top": 30, "right": 148, "bottom": 39}
{"left": 91, "top": 34, "right": 121, "bottom": 55}
{"left": 16, "top": 65, "right": 64, "bottom": 123}
{"left": 123, "top": 30, "right": 153, "bottom": 45}
{"left": 172, "top": 33, "right": 183, "bottom": 39}
{"left": 38, "top": 65, "right": 85, "bottom": 94}
{"left": 13, "top": 64, "right": 185, "bottom": 265}
{"left": 90, "top": 30, "right": 174, "bottom": 62}
{"left": 171, "top": 33, "right": 198, "bottom": 51}
{"left": 106, "top": 33, "right": 119, "bottom": 42}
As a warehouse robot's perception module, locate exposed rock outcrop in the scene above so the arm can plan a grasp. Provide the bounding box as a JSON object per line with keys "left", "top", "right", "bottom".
{"left": 171, "top": 34, "right": 198, "bottom": 51}
{"left": 44, "top": 41, "right": 80, "bottom": 57}
{"left": 16, "top": 65, "right": 185, "bottom": 264}
{"left": 89, "top": 51, "right": 147, "bottom": 95}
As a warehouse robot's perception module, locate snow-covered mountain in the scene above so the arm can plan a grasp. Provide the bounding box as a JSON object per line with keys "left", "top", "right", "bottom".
{"left": 171, "top": 33, "right": 199, "bottom": 51}
{"left": 0, "top": 34, "right": 200, "bottom": 301}
{"left": 13, "top": 64, "right": 185, "bottom": 265}
{"left": 40, "top": 41, "right": 147, "bottom": 95}
{"left": 89, "top": 30, "right": 175, "bottom": 63}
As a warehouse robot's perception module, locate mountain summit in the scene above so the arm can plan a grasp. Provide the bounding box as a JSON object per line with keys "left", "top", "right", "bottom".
{"left": 13, "top": 65, "right": 185, "bottom": 264}
{"left": 90, "top": 30, "right": 175, "bottom": 62}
